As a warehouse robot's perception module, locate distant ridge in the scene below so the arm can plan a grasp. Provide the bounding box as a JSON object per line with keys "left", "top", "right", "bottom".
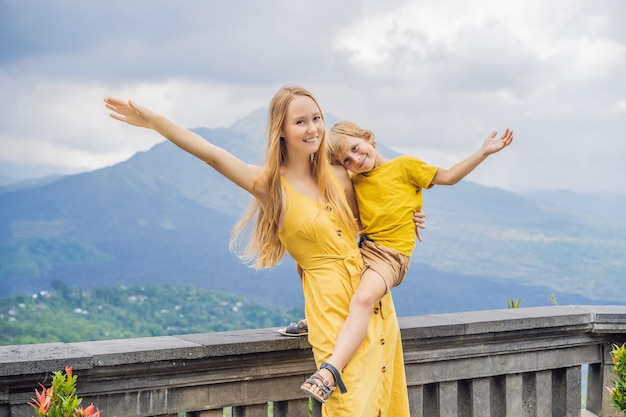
{"left": 1, "top": 108, "right": 625, "bottom": 316}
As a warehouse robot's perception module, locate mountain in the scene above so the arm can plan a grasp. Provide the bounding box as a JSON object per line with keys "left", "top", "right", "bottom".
{"left": 1, "top": 109, "right": 625, "bottom": 318}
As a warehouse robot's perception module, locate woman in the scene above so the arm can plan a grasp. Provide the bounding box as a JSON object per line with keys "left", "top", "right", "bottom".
{"left": 104, "top": 85, "right": 410, "bottom": 416}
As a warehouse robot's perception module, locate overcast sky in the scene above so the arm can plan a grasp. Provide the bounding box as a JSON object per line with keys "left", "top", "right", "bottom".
{"left": 1, "top": 0, "right": 625, "bottom": 194}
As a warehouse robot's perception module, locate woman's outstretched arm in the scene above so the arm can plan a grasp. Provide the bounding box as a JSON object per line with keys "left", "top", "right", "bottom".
{"left": 105, "top": 97, "right": 267, "bottom": 198}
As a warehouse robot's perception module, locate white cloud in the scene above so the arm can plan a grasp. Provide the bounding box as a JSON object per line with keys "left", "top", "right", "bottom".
{"left": 0, "top": 0, "right": 625, "bottom": 194}
{"left": 323, "top": 0, "right": 626, "bottom": 193}
{"left": 0, "top": 74, "right": 275, "bottom": 177}
{"left": 335, "top": 0, "right": 624, "bottom": 80}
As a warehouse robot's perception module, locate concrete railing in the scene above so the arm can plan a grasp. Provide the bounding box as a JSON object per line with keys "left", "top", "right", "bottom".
{"left": 1, "top": 305, "right": 626, "bottom": 417}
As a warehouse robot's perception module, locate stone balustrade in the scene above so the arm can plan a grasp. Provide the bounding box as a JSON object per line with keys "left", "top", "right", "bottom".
{"left": 1, "top": 305, "right": 626, "bottom": 417}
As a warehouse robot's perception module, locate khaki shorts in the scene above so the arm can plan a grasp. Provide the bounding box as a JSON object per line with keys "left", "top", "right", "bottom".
{"left": 359, "top": 239, "right": 411, "bottom": 290}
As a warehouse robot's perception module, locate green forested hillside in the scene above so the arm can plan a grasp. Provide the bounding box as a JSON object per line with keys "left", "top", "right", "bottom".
{"left": 0, "top": 282, "right": 302, "bottom": 346}
{"left": 2, "top": 110, "right": 626, "bottom": 315}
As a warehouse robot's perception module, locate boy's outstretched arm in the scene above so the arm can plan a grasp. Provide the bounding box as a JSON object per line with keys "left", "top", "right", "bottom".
{"left": 431, "top": 129, "right": 513, "bottom": 186}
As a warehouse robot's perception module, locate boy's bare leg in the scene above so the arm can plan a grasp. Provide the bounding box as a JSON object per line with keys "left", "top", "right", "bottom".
{"left": 302, "top": 268, "right": 387, "bottom": 396}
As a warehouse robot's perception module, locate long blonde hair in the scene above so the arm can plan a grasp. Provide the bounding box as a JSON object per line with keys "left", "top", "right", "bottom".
{"left": 230, "top": 85, "right": 358, "bottom": 269}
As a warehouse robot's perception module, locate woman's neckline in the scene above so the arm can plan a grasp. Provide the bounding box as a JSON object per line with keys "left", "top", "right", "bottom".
{"left": 281, "top": 176, "right": 320, "bottom": 203}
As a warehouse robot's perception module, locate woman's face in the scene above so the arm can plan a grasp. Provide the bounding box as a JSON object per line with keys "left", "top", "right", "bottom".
{"left": 339, "top": 135, "right": 376, "bottom": 174}
{"left": 281, "top": 95, "right": 324, "bottom": 156}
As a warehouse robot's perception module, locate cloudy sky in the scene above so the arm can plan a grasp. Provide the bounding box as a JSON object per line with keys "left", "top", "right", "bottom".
{"left": 1, "top": 0, "right": 625, "bottom": 194}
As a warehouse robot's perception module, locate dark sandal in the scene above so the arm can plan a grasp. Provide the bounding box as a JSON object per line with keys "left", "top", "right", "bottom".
{"left": 300, "top": 362, "right": 347, "bottom": 403}
{"left": 277, "top": 319, "right": 308, "bottom": 337}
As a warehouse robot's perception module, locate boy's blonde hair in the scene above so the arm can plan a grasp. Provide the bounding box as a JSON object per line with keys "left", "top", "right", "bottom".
{"left": 327, "top": 121, "right": 375, "bottom": 166}
{"left": 230, "top": 86, "right": 358, "bottom": 269}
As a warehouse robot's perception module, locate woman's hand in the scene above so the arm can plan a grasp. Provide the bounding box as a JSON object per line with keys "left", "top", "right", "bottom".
{"left": 104, "top": 97, "right": 157, "bottom": 129}
{"left": 413, "top": 211, "right": 426, "bottom": 242}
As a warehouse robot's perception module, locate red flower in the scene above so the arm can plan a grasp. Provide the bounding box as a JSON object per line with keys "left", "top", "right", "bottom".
{"left": 76, "top": 404, "right": 101, "bottom": 417}
{"left": 28, "top": 384, "right": 52, "bottom": 415}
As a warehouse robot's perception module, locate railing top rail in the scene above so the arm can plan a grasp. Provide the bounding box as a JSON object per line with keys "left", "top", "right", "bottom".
{"left": 1, "top": 305, "right": 625, "bottom": 378}
{"left": 399, "top": 305, "right": 626, "bottom": 339}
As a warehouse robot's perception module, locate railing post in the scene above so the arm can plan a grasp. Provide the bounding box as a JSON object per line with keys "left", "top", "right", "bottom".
{"left": 472, "top": 377, "right": 491, "bottom": 417}
{"left": 521, "top": 372, "right": 536, "bottom": 417}
{"left": 597, "top": 339, "right": 626, "bottom": 417}
{"left": 536, "top": 370, "right": 553, "bottom": 416}
{"left": 457, "top": 379, "right": 472, "bottom": 417}
{"left": 190, "top": 410, "right": 223, "bottom": 417}
{"left": 585, "top": 363, "right": 602, "bottom": 415}
{"left": 273, "top": 399, "right": 311, "bottom": 417}
{"left": 551, "top": 366, "right": 582, "bottom": 417}
{"left": 232, "top": 404, "right": 267, "bottom": 417}
{"left": 439, "top": 381, "right": 458, "bottom": 416}
{"left": 407, "top": 384, "right": 424, "bottom": 417}
{"left": 423, "top": 383, "right": 438, "bottom": 417}
{"left": 491, "top": 375, "right": 506, "bottom": 416}
{"left": 506, "top": 373, "right": 523, "bottom": 416}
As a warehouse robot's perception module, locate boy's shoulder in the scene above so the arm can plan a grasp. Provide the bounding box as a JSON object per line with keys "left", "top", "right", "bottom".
{"left": 352, "top": 156, "right": 413, "bottom": 179}
{"left": 386, "top": 154, "right": 420, "bottom": 167}
{"left": 395, "top": 154, "right": 420, "bottom": 161}
{"left": 380, "top": 154, "right": 417, "bottom": 163}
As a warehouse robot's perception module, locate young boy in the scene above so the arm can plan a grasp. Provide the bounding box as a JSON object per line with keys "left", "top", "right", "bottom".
{"left": 299, "top": 120, "right": 513, "bottom": 403}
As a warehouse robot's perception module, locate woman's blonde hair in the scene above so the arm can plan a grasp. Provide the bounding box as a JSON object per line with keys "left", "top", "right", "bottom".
{"left": 327, "top": 120, "right": 375, "bottom": 166}
{"left": 230, "top": 86, "right": 358, "bottom": 269}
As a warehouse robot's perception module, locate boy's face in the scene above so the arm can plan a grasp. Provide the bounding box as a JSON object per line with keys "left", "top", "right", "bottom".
{"left": 340, "top": 135, "right": 376, "bottom": 174}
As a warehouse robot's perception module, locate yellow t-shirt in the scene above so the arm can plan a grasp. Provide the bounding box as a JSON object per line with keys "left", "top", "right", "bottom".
{"left": 352, "top": 155, "right": 438, "bottom": 256}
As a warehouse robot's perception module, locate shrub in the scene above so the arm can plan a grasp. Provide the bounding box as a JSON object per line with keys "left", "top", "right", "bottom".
{"left": 609, "top": 343, "right": 626, "bottom": 414}
{"left": 28, "top": 367, "right": 101, "bottom": 417}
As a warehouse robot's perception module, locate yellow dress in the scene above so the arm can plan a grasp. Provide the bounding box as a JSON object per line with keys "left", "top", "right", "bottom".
{"left": 278, "top": 178, "right": 410, "bottom": 417}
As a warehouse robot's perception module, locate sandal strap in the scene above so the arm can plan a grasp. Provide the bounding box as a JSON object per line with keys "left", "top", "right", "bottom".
{"left": 285, "top": 320, "right": 308, "bottom": 334}
{"left": 321, "top": 362, "right": 347, "bottom": 393}
{"left": 304, "top": 372, "right": 335, "bottom": 399}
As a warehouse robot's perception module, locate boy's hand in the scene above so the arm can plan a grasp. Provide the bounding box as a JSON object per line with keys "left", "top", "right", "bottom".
{"left": 413, "top": 211, "right": 426, "bottom": 242}
{"left": 482, "top": 129, "right": 514, "bottom": 156}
